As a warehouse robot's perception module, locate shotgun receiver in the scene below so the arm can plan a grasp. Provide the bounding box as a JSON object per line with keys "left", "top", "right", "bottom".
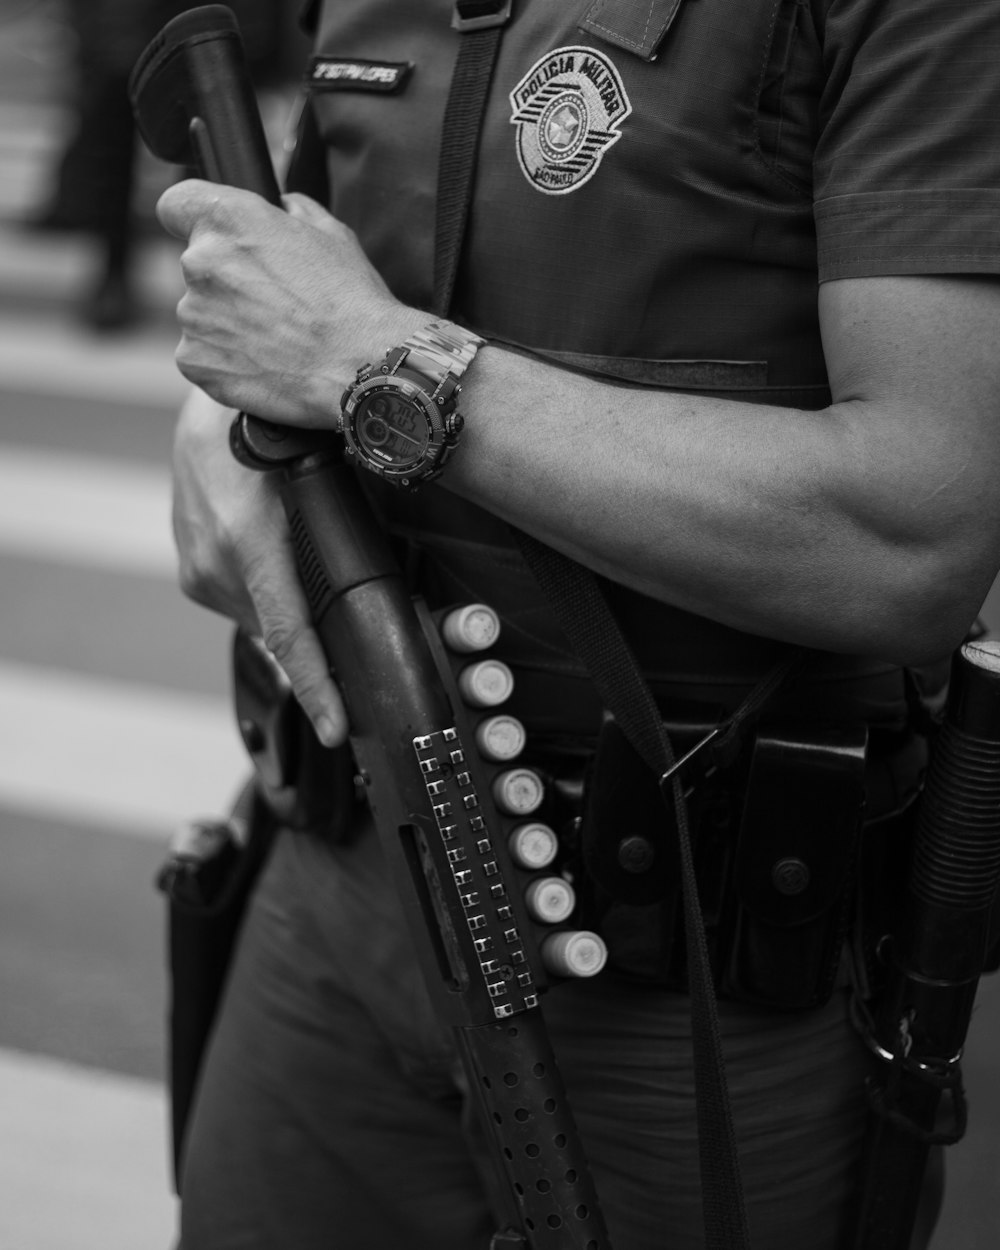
{"left": 130, "top": 9, "right": 612, "bottom": 1247}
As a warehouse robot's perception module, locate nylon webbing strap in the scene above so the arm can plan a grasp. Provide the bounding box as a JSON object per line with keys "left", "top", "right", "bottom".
{"left": 433, "top": 9, "right": 756, "bottom": 1246}
{"left": 515, "top": 530, "right": 753, "bottom": 1250}
{"left": 433, "top": 22, "right": 504, "bottom": 315}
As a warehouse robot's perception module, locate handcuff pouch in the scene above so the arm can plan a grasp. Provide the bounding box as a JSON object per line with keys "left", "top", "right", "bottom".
{"left": 577, "top": 715, "right": 733, "bottom": 986}
{"left": 578, "top": 717, "right": 868, "bottom": 1008}
{"left": 722, "top": 724, "right": 868, "bottom": 1008}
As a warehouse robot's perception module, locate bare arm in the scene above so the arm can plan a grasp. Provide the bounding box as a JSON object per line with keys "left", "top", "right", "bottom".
{"left": 157, "top": 181, "right": 1000, "bottom": 742}
{"left": 444, "top": 275, "right": 1000, "bottom": 665}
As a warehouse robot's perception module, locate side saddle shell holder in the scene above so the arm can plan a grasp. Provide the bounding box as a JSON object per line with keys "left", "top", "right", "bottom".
{"left": 579, "top": 718, "right": 868, "bottom": 1008}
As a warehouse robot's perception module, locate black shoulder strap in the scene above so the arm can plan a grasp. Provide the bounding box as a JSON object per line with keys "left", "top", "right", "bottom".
{"left": 299, "top": 0, "right": 321, "bottom": 36}
{"left": 433, "top": 3, "right": 510, "bottom": 314}
{"left": 428, "top": 8, "right": 790, "bottom": 1247}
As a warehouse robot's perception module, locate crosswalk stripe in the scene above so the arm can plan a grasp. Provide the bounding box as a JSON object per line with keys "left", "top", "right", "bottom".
{"left": 0, "top": 1047, "right": 176, "bottom": 1250}
{"left": 0, "top": 314, "right": 187, "bottom": 406}
{"left": 0, "top": 102, "right": 64, "bottom": 150}
{"left": 0, "top": 445, "right": 176, "bottom": 575}
{"left": 0, "top": 658, "right": 247, "bottom": 839}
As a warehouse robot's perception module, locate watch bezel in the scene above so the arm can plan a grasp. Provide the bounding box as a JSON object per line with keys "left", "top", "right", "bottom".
{"left": 341, "top": 368, "right": 454, "bottom": 485}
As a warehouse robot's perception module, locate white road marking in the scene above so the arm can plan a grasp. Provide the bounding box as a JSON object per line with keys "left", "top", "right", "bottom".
{"left": 0, "top": 313, "right": 188, "bottom": 406}
{"left": 0, "top": 659, "right": 248, "bottom": 839}
{"left": 0, "top": 445, "right": 177, "bottom": 575}
{"left": 0, "top": 1047, "right": 177, "bottom": 1250}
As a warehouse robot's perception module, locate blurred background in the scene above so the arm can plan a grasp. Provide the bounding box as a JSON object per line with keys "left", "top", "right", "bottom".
{"left": 0, "top": 1, "right": 998, "bottom": 1247}
{"left": 0, "top": 1, "right": 302, "bottom": 1245}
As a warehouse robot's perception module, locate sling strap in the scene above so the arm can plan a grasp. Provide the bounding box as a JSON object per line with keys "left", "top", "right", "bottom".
{"left": 433, "top": 2, "right": 510, "bottom": 314}
{"left": 427, "top": 6, "right": 812, "bottom": 1245}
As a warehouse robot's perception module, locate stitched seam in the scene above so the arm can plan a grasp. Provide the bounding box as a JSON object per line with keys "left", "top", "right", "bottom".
{"left": 750, "top": 0, "right": 812, "bottom": 201}
{"left": 823, "top": 249, "right": 1000, "bottom": 260}
{"left": 641, "top": 0, "right": 657, "bottom": 49}
{"left": 652, "top": 0, "right": 681, "bottom": 48}
{"left": 585, "top": 16, "right": 646, "bottom": 52}
{"left": 583, "top": 0, "right": 668, "bottom": 54}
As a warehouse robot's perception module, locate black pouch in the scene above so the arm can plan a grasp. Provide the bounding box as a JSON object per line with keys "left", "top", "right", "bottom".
{"left": 578, "top": 717, "right": 869, "bottom": 1008}
{"left": 232, "top": 627, "right": 359, "bottom": 836}
{"left": 158, "top": 780, "right": 276, "bottom": 1188}
{"left": 576, "top": 716, "right": 740, "bottom": 985}
{"left": 161, "top": 630, "right": 359, "bottom": 1187}
{"left": 722, "top": 725, "right": 868, "bottom": 1008}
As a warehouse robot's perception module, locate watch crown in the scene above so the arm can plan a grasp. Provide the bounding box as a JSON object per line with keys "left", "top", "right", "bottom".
{"left": 445, "top": 412, "right": 465, "bottom": 437}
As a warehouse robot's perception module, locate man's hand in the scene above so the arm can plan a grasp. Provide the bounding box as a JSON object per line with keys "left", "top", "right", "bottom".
{"left": 158, "top": 180, "right": 429, "bottom": 746}
{"left": 156, "top": 181, "right": 424, "bottom": 425}
{"left": 172, "top": 387, "right": 349, "bottom": 747}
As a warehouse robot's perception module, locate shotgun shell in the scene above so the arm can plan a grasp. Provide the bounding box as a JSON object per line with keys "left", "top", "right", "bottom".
{"left": 540, "top": 931, "right": 608, "bottom": 979}
{"left": 492, "top": 767, "right": 544, "bottom": 815}
{"left": 457, "top": 659, "right": 514, "bottom": 707}
{"left": 507, "top": 821, "right": 559, "bottom": 870}
{"left": 441, "top": 603, "right": 502, "bottom": 653}
{"left": 524, "top": 876, "right": 576, "bottom": 924}
{"left": 474, "top": 714, "right": 526, "bottom": 761}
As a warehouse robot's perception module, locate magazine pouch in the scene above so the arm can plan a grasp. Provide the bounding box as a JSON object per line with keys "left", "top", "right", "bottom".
{"left": 722, "top": 724, "right": 868, "bottom": 1008}
{"left": 578, "top": 717, "right": 868, "bottom": 1007}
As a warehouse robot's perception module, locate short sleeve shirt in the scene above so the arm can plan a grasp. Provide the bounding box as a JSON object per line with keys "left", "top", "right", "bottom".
{"left": 310, "top": 0, "right": 1000, "bottom": 394}
{"left": 305, "top": 0, "right": 1000, "bottom": 713}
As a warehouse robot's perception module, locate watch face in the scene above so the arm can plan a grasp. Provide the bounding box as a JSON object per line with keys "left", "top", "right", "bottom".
{"left": 353, "top": 385, "right": 430, "bottom": 470}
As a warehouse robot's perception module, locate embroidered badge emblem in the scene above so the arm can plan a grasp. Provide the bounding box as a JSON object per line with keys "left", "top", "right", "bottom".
{"left": 509, "top": 46, "right": 632, "bottom": 195}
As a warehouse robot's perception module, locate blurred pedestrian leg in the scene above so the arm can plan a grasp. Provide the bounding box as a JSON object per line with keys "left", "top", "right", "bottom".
{"left": 28, "top": 0, "right": 154, "bottom": 331}
{"left": 27, "top": 0, "right": 295, "bottom": 333}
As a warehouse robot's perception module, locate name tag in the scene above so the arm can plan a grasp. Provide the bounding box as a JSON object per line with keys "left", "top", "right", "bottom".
{"left": 306, "top": 57, "right": 412, "bottom": 93}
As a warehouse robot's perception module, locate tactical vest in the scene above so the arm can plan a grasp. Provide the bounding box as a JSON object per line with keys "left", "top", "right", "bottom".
{"left": 302, "top": 0, "right": 927, "bottom": 735}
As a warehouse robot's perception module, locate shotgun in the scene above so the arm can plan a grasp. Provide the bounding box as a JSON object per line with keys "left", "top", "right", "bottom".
{"left": 130, "top": 9, "right": 612, "bottom": 1246}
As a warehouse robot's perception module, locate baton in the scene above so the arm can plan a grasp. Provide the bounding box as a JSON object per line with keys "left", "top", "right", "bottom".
{"left": 853, "top": 638, "right": 1000, "bottom": 1248}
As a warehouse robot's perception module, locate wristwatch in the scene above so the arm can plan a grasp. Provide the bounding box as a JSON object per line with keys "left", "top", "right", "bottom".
{"left": 339, "top": 319, "right": 486, "bottom": 487}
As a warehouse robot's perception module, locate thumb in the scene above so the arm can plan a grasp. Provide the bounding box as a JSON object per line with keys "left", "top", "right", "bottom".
{"left": 156, "top": 177, "right": 217, "bottom": 241}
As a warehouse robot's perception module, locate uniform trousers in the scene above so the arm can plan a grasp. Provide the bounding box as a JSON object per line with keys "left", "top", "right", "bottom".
{"left": 179, "top": 814, "right": 878, "bottom": 1249}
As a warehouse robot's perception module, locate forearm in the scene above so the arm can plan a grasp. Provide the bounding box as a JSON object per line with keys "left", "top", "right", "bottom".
{"left": 154, "top": 185, "right": 1000, "bottom": 667}
{"left": 444, "top": 344, "right": 988, "bottom": 664}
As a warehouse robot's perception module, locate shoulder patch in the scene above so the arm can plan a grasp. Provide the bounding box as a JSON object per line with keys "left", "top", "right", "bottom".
{"left": 509, "top": 46, "right": 632, "bottom": 195}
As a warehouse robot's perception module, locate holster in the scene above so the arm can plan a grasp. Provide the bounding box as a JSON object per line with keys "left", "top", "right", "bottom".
{"left": 158, "top": 629, "right": 361, "bottom": 1189}
{"left": 157, "top": 779, "right": 277, "bottom": 1188}
{"left": 577, "top": 716, "right": 870, "bottom": 1009}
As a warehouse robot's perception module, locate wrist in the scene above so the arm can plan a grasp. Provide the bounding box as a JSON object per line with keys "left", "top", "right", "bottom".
{"left": 338, "top": 315, "right": 487, "bottom": 488}
{"left": 303, "top": 303, "right": 430, "bottom": 425}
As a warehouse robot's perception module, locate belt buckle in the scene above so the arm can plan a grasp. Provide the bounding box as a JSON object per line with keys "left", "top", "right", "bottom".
{"left": 452, "top": 0, "right": 513, "bottom": 32}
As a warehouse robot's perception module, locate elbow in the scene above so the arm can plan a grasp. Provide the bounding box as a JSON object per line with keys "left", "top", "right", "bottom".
{"left": 846, "top": 548, "right": 992, "bottom": 667}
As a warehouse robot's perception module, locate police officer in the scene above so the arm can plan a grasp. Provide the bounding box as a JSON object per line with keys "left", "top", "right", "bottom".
{"left": 155, "top": 0, "right": 1000, "bottom": 1246}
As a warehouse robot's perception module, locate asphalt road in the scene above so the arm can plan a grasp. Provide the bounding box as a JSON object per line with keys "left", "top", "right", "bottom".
{"left": 0, "top": 300, "right": 247, "bottom": 1248}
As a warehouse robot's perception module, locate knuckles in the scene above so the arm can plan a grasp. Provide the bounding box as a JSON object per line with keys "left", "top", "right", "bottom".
{"left": 179, "top": 246, "right": 214, "bottom": 287}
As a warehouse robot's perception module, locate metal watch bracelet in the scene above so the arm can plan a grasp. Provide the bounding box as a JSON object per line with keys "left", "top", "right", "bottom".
{"left": 397, "top": 319, "right": 486, "bottom": 388}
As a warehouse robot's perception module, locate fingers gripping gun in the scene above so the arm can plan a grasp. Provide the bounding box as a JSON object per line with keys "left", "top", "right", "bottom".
{"left": 130, "top": 9, "right": 612, "bottom": 1248}
{"left": 853, "top": 638, "right": 1000, "bottom": 1249}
